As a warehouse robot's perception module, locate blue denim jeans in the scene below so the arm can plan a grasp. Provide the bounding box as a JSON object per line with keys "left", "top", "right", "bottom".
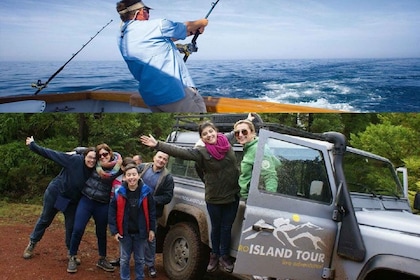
{"left": 144, "top": 224, "right": 157, "bottom": 268}
{"left": 30, "top": 187, "right": 77, "bottom": 250}
{"left": 206, "top": 195, "right": 239, "bottom": 256}
{"left": 120, "top": 233, "right": 146, "bottom": 280}
{"left": 69, "top": 195, "right": 109, "bottom": 257}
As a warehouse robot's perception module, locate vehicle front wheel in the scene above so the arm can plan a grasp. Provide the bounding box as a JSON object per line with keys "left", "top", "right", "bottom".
{"left": 163, "top": 222, "right": 208, "bottom": 280}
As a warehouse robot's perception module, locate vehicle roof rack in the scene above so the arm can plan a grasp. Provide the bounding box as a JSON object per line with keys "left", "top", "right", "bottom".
{"left": 172, "top": 113, "right": 264, "bottom": 133}
{"left": 172, "top": 113, "right": 340, "bottom": 144}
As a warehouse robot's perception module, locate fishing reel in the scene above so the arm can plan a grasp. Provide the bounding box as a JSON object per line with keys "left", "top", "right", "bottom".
{"left": 176, "top": 43, "right": 198, "bottom": 54}
{"left": 31, "top": 80, "right": 46, "bottom": 90}
{"left": 176, "top": 43, "right": 198, "bottom": 61}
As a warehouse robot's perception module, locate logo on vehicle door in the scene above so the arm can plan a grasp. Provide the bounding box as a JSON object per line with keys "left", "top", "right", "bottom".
{"left": 238, "top": 217, "right": 327, "bottom": 266}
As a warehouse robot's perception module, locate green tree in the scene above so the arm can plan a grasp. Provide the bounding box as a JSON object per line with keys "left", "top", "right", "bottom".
{"left": 350, "top": 113, "right": 420, "bottom": 208}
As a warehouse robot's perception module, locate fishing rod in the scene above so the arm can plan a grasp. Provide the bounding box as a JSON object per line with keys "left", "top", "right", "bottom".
{"left": 177, "top": 0, "right": 221, "bottom": 62}
{"left": 32, "top": 19, "right": 113, "bottom": 95}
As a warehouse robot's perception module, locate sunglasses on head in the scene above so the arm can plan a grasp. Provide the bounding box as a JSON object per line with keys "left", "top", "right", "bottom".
{"left": 99, "top": 152, "right": 109, "bottom": 158}
{"left": 234, "top": 129, "right": 249, "bottom": 137}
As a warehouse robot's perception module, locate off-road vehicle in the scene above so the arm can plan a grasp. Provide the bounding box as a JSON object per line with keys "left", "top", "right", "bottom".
{"left": 155, "top": 114, "right": 420, "bottom": 280}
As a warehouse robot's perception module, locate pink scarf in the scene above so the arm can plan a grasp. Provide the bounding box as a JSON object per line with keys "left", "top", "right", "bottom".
{"left": 205, "top": 133, "right": 231, "bottom": 160}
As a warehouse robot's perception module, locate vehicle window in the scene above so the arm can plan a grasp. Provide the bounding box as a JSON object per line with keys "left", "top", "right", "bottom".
{"left": 258, "top": 138, "right": 332, "bottom": 204}
{"left": 167, "top": 157, "right": 201, "bottom": 181}
{"left": 344, "top": 151, "right": 403, "bottom": 197}
{"left": 166, "top": 149, "right": 243, "bottom": 182}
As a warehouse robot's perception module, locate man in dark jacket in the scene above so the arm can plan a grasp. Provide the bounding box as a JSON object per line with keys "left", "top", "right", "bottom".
{"left": 137, "top": 151, "right": 174, "bottom": 278}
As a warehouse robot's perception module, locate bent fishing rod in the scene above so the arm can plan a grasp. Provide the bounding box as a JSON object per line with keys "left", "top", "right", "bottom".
{"left": 32, "top": 19, "right": 113, "bottom": 95}
{"left": 177, "top": 0, "right": 221, "bottom": 62}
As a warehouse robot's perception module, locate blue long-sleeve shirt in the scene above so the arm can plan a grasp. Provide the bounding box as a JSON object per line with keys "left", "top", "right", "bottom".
{"left": 118, "top": 18, "right": 194, "bottom": 106}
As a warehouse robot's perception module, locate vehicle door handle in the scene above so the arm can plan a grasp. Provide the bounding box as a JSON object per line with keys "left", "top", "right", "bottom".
{"left": 252, "top": 224, "right": 274, "bottom": 233}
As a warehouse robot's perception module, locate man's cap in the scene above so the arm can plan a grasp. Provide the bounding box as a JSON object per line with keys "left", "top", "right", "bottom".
{"left": 118, "top": 0, "right": 152, "bottom": 15}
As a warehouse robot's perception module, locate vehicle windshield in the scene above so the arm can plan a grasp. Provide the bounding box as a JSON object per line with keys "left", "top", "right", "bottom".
{"left": 344, "top": 150, "right": 403, "bottom": 198}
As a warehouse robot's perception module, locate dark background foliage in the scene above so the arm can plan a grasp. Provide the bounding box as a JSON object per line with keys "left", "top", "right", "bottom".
{"left": 0, "top": 113, "right": 418, "bottom": 206}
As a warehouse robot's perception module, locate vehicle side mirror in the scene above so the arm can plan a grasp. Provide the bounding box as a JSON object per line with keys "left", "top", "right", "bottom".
{"left": 396, "top": 167, "right": 408, "bottom": 198}
{"left": 414, "top": 192, "right": 420, "bottom": 211}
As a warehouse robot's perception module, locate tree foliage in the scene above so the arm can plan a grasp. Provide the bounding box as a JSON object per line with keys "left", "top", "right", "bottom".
{"left": 349, "top": 113, "right": 420, "bottom": 206}
{"left": 0, "top": 112, "right": 418, "bottom": 209}
{"left": 0, "top": 113, "right": 174, "bottom": 201}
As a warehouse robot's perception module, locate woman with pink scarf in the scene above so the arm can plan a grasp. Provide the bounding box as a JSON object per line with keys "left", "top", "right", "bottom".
{"left": 67, "top": 143, "right": 122, "bottom": 274}
{"left": 140, "top": 122, "right": 240, "bottom": 273}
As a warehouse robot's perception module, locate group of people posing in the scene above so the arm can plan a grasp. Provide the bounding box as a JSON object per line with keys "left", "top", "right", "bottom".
{"left": 23, "top": 113, "right": 275, "bottom": 279}
{"left": 23, "top": 137, "right": 174, "bottom": 280}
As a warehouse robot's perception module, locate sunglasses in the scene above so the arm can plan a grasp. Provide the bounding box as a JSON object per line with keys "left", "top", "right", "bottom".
{"left": 234, "top": 129, "right": 249, "bottom": 137}
{"left": 99, "top": 152, "right": 109, "bottom": 158}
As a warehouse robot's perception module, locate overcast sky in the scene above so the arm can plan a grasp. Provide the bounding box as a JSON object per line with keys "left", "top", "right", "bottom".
{"left": 0, "top": 0, "right": 419, "bottom": 61}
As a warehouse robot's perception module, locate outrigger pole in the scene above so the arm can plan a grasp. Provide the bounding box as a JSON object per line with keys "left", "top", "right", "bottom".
{"left": 32, "top": 19, "right": 113, "bottom": 95}
{"left": 177, "top": 0, "right": 221, "bottom": 62}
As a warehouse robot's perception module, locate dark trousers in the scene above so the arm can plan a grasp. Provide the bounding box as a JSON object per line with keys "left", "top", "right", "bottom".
{"left": 69, "top": 195, "right": 109, "bottom": 257}
{"left": 206, "top": 195, "right": 239, "bottom": 256}
{"left": 30, "top": 187, "right": 77, "bottom": 251}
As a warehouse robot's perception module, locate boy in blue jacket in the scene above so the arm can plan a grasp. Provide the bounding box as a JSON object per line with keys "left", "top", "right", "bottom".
{"left": 109, "top": 164, "right": 156, "bottom": 280}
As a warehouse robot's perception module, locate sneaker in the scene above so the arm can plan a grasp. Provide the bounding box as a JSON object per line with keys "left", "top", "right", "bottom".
{"left": 23, "top": 241, "right": 36, "bottom": 259}
{"left": 67, "top": 256, "right": 78, "bottom": 273}
{"left": 219, "top": 255, "right": 234, "bottom": 273}
{"left": 97, "top": 257, "right": 115, "bottom": 272}
{"left": 148, "top": 266, "right": 157, "bottom": 278}
{"left": 67, "top": 254, "right": 81, "bottom": 265}
{"left": 206, "top": 253, "right": 219, "bottom": 272}
{"left": 109, "top": 257, "right": 120, "bottom": 267}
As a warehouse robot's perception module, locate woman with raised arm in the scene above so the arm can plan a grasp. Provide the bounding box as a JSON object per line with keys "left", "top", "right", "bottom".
{"left": 23, "top": 136, "right": 96, "bottom": 264}
{"left": 140, "top": 121, "right": 240, "bottom": 273}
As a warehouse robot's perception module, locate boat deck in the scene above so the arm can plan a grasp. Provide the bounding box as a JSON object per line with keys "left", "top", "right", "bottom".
{"left": 0, "top": 91, "right": 341, "bottom": 113}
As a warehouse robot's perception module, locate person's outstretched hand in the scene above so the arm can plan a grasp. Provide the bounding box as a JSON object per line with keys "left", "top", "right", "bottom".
{"left": 26, "top": 136, "right": 34, "bottom": 146}
{"left": 140, "top": 134, "right": 158, "bottom": 148}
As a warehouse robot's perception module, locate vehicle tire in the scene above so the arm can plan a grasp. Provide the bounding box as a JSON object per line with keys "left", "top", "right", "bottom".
{"left": 163, "top": 222, "right": 208, "bottom": 280}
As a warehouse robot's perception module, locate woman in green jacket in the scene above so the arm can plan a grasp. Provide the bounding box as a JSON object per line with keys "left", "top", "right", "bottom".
{"left": 140, "top": 121, "right": 240, "bottom": 273}
{"left": 233, "top": 116, "right": 279, "bottom": 199}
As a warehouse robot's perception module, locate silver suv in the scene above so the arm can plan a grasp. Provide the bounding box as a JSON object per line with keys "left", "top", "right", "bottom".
{"left": 156, "top": 114, "right": 420, "bottom": 280}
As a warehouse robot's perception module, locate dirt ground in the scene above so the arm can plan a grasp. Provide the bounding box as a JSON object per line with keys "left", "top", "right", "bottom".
{"left": 0, "top": 210, "right": 243, "bottom": 280}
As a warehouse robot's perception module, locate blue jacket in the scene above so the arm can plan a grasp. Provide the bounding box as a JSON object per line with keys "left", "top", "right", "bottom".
{"left": 108, "top": 181, "right": 156, "bottom": 239}
{"left": 29, "top": 142, "right": 93, "bottom": 203}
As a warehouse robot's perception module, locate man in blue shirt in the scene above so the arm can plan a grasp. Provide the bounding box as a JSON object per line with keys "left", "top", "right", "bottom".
{"left": 137, "top": 151, "right": 174, "bottom": 278}
{"left": 116, "top": 0, "right": 208, "bottom": 112}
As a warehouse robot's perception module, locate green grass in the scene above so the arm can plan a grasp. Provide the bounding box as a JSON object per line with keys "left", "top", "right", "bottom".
{"left": 0, "top": 201, "right": 43, "bottom": 224}
{"left": 0, "top": 200, "right": 97, "bottom": 232}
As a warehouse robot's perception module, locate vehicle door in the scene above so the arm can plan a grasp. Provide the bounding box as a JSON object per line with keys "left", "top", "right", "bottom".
{"left": 234, "top": 129, "right": 338, "bottom": 279}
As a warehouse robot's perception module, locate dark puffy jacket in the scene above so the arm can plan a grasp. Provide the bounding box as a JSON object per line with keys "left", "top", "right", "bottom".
{"left": 83, "top": 167, "right": 122, "bottom": 204}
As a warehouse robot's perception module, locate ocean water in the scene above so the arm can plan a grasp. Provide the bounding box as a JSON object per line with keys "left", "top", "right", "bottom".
{"left": 1, "top": 58, "right": 419, "bottom": 112}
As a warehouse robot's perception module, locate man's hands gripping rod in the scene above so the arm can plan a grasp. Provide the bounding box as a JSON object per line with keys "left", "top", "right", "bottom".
{"left": 176, "top": 0, "right": 221, "bottom": 62}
